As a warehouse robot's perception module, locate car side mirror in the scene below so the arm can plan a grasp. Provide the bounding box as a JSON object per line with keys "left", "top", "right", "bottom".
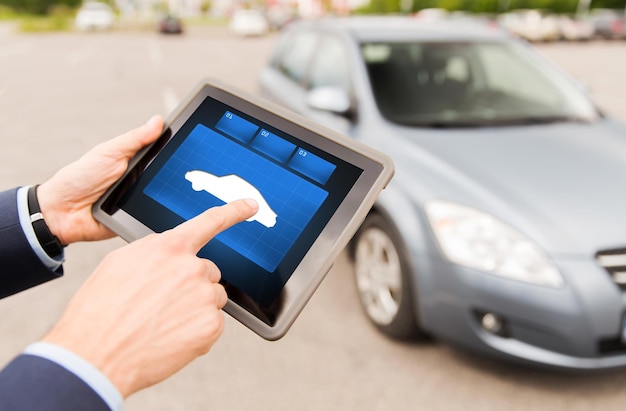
{"left": 306, "top": 87, "right": 353, "bottom": 116}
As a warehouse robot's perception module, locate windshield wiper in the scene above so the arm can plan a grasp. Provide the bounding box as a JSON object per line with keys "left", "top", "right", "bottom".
{"left": 504, "top": 115, "right": 591, "bottom": 125}
{"left": 393, "top": 115, "right": 592, "bottom": 129}
{"left": 392, "top": 120, "right": 488, "bottom": 128}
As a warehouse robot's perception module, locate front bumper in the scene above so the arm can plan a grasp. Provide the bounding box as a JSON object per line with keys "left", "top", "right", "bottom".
{"left": 415, "top": 254, "right": 626, "bottom": 370}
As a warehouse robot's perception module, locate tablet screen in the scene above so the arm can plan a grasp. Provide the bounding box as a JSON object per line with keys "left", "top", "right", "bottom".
{"left": 102, "top": 95, "right": 363, "bottom": 324}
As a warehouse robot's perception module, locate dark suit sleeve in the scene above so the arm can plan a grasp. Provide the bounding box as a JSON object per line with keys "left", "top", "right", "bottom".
{"left": 0, "top": 189, "right": 112, "bottom": 410}
{"left": 0, "top": 354, "right": 110, "bottom": 411}
{"left": 0, "top": 188, "right": 63, "bottom": 299}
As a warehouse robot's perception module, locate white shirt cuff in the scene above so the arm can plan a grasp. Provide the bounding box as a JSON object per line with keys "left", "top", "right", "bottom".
{"left": 24, "top": 342, "right": 123, "bottom": 411}
{"left": 17, "top": 186, "right": 65, "bottom": 271}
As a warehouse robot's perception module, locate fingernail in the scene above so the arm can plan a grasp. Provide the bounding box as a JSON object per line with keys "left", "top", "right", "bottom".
{"left": 244, "top": 198, "right": 258, "bottom": 211}
{"left": 146, "top": 115, "right": 160, "bottom": 127}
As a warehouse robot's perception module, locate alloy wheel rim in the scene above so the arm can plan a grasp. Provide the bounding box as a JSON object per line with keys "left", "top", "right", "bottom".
{"left": 354, "top": 227, "right": 402, "bottom": 326}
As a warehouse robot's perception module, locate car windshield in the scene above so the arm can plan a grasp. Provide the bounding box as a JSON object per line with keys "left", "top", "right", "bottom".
{"left": 361, "top": 41, "right": 600, "bottom": 127}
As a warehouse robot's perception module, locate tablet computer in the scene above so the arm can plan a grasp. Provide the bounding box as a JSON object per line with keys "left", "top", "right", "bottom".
{"left": 93, "top": 78, "right": 394, "bottom": 340}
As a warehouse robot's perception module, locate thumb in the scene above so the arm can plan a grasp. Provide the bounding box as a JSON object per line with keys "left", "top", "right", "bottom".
{"left": 101, "top": 115, "right": 164, "bottom": 160}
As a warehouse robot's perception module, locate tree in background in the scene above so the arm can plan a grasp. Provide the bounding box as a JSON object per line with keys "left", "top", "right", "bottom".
{"left": 1, "top": 0, "right": 624, "bottom": 15}
{"left": 357, "top": 0, "right": 625, "bottom": 14}
{"left": 0, "top": 0, "right": 81, "bottom": 15}
{"left": 592, "top": 0, "right": 626, "bottom": 8}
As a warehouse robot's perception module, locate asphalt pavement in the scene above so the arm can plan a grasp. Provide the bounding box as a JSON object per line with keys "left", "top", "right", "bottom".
{"left": 1, "top": 23, "right": 626, "bottom": 411}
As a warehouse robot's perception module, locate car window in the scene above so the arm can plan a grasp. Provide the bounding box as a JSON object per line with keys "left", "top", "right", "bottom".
{"left": 308, "top": 35, "right": 351, "bottom": 92}
{"left": 446, "top": 56, "right": 470, "bottom": 83}
{"left": 477, "top": 44, "right": 561, "bottom": 110}
{"left": 276, "top": 31, "right": 319, "bottom": 84}
{"left": 362, "top": 41, "right": 599, "bottom": 127}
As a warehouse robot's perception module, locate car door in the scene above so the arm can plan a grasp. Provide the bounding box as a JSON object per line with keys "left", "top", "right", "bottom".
{"left": 300, "top": 33, "right": 355, "bottom": 135}
{"left": 259, "top": 28, "right": 320, "bottom": 113}
{"left": 260, "top": 29, "right": 355, "bottom": 136}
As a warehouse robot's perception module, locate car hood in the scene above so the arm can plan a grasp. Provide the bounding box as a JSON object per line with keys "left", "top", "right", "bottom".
{"left": 383, "top": 118, "right": 626, "bottom": 256}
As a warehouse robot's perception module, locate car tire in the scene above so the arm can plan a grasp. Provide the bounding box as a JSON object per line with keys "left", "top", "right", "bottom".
{"left": 351, "top": 213, "right": 427, "bottom": 340}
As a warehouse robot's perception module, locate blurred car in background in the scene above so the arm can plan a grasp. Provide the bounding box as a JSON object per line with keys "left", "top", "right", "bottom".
{"left": 266, "top": 4, "right": 297, "bottom": 30}
{"left": 230, "top": 9, "right": 270, "bottom": 36}
{"left": 586, "top": 8, "right": 626, "bottom": 39}
{"left": 498, "top": 9, "right": 561, "bottom": 42}
{"left": 259, "top": 16, "right": 626, "bottom": 370}
{"left": 447, "top": 11, "right": 500, "bottom": 29}
{"left": 75, "top": 1, "right": 115, "bottom": 31}
{"left": 157, "top": 14, "right": 183, "bottom": 34}
{"left": 556, "top": 15, "right": 594, "bottom": 41}
{"left": 414, "top": 8, "right": 450, "bottom": 22}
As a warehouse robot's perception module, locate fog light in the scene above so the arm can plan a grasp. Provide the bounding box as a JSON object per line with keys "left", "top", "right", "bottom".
{"left": 481, "top": 312, "right": 506, "bottom": 335}
{"left": 481, "top": 313, "right": 501, "bottom": 332}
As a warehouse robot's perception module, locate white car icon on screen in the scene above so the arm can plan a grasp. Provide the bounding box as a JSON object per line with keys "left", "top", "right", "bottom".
{"left": 185, "top": 170, "right": 277, "bottom": 228}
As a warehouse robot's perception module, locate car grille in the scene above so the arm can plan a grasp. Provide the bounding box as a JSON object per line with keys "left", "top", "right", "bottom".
{"left": 597, "top": 249, "right": 626, "bottom": 290}
{"left": 598, "top": 337, "right": 626, "bottom": 355}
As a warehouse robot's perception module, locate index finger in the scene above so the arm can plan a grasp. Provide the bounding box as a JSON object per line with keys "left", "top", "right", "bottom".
{"left": 172, "top": 198, "right": 259, "bottom": 253}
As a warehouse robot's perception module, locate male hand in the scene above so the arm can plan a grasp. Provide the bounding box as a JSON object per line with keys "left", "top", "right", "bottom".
{"left": 37, "top": 115, "right": 164, "bottom": 245}
{"left": 42, "top": 198, "right": 258, "bottom": 398}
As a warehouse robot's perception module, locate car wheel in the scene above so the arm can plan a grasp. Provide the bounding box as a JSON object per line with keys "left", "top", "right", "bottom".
{"left": 351, "top": 213, "right": 426, "bottom": 340}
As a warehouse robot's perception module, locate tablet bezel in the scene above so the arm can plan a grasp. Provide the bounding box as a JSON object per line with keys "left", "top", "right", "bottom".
{"left": 93, "top": 78, "right": 394, "bottom": 340}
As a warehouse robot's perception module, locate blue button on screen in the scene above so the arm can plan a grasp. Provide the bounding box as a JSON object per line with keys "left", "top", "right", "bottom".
{"left": 251, "top": 129, "right": 296, "bottom": 163}
{"left": 143, "top": 124, "right": 329, "bottom": 272}
{"left": 215, "top": 111, "right": 259, "bottom": 143}
{"left": 288, "top": 148, "right": 337, "bottom": 185}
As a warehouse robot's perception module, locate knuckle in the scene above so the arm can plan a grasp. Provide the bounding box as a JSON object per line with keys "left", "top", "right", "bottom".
{"left": 211, "top": 209, "right": 229, "bottom": 231}
{"left": 183, "top": 258, "right": 206, "bottom": 281}
{"left": 205, "top": 260, "right": 221, "bottom": 282}
{"left": 198, "top": 281, "right": 219, "bottom": 301}
{"left": 160, "top": 231, "right": 187, "bottom": 251}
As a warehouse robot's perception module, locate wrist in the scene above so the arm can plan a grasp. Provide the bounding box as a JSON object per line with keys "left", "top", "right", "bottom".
{"left": 28, "top": 185, "right": 65, "bottom": 257}
{"left": 24, "top": 341, "right": 124, "bottom": 410}
{"left": 42, "top": 326, "right": 137, "bottom": 398}
{"left": 36, "top": 182, "right": 68, "bottom": 246}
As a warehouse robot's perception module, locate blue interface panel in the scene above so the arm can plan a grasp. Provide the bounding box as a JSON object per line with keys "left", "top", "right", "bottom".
{"left": 144, "top": 112, "right": 336, "bottom": 273}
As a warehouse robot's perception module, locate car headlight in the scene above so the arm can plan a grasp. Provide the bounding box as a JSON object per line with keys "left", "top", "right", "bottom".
{"left": 425, "top": 200, "right": 563, "bottom": 288}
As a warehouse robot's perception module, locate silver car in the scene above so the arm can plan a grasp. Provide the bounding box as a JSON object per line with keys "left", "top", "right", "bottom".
{"left": 74, "top": 2, "right": 115, "bottom": 31}
{"left": 259, "top": 16, "right": 626, "bottom": 370}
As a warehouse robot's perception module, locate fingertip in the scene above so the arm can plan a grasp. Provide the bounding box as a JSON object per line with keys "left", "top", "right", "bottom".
{"left": 244, "top": 198, "right": 259, "bottom": 213}
{"left": 136, "top": 115, "right": 163, "bottom": 147}
{"left": 146, "top": 115, "right": 164, "bottom": 131}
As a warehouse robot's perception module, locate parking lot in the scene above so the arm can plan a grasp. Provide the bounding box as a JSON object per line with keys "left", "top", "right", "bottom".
{"left": 1, "top": 24, "right": 626, "bottom": 410}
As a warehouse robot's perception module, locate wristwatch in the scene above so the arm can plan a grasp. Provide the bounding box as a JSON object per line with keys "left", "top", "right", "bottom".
{"left": 27, "top": 185, "right": 64, "bottom": 258}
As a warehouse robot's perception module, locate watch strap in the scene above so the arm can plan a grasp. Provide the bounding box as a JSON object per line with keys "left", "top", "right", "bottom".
{"left": 27, "top": 185, "right": 64, "bottom": 258}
